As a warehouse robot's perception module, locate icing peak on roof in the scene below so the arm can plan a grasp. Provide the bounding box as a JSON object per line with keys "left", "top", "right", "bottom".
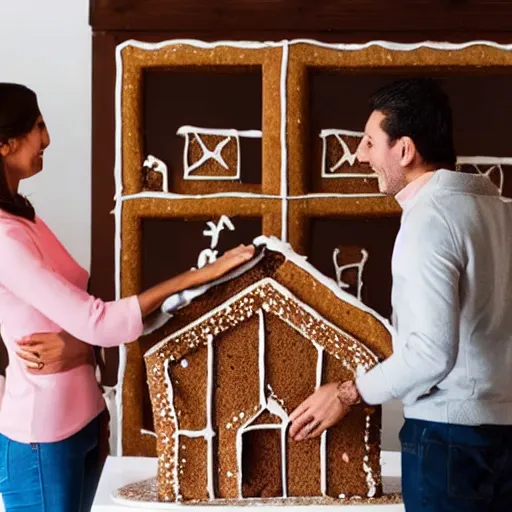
{"left": 254, "top": 236, "right": 393, "bottom": 333}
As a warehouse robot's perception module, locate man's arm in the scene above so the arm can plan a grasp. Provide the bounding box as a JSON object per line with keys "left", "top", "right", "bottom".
{"left": 356, "top": 208, "right": 462, "bottom": 405}
{"left": 289, "top": 206, "right": 462, "bottom": 439}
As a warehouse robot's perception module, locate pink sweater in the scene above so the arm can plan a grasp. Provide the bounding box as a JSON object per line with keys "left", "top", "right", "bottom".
{"left": 0, "top": 211, "right": 143, "bottom": 443}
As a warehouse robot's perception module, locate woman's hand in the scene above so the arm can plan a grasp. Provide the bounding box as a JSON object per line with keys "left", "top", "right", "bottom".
{"left": 16, "top": 331, "right": 94, "bottom": 375}
{"left": 288, "top": 381, "right": 361, "bottom": 441}
{"left": 200, "top": 244, "right": 255, "bottom": 282}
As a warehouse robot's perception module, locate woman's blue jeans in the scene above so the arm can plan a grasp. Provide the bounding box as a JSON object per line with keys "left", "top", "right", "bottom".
{"left": 0, "top": 414, "right": 102, "bottom": 512}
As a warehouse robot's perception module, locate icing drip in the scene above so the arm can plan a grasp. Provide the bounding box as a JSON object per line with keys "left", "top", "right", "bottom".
{"left": 143, "top": 155, "right": 169, "bottom": 192}
{"left": 333, "top": 248, "right": 369, "bottom": 302}
{"left": 363, "top": 414, "right": 377, "bottom": 498}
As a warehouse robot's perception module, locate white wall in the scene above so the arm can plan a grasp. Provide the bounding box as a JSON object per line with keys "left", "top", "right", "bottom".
{"left": 0, "top": 0, "right": 91, "bottom": 270}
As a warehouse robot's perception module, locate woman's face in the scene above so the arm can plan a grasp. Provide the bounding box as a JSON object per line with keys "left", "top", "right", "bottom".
{"left": 2, "top": 115, "right": 50, "bottom": 181}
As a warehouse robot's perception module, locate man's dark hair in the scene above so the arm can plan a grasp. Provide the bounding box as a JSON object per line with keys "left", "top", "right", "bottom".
{"left": 370, "top": 78, "right": 456, "bottom": 168}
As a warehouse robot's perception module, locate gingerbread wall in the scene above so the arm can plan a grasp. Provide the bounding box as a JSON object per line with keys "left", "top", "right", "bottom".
{"left": 89, "top": 1, "right": 512, "bottom": 456}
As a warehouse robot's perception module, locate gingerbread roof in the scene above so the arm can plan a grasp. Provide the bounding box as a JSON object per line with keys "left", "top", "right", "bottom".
{"left": 145, "top": 236, "right": 393, "bottom": 367}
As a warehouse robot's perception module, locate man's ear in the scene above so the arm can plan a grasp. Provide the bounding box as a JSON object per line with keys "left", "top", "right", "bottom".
{"left": 399, "top": 136, "right": 416, "bottom": 167}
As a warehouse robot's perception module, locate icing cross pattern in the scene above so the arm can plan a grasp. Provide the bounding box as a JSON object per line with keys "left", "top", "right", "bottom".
{"left": 320, "top": 129, "right": 376, "bottom": 178}
{"left": 177, "top": 125, "right": 262, "bottom": 180}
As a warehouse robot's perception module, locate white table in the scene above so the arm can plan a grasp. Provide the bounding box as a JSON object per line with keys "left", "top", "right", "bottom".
{"left": 92, "top": 452, "right": 404, "bottom": 511}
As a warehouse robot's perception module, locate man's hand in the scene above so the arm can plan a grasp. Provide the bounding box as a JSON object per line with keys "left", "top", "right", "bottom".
{"left": 16, "top": 331, "right": 94, "bottom": 375}
{"left": 288, "top": 381, "right": 361, "bottom": 441}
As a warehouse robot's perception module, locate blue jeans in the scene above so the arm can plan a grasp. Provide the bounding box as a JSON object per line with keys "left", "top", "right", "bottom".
{"left": 400, "top": 418, "right": 512, "bottom": 511}
{"left": 0, "top": 414, "right": 102, "bottom": 512}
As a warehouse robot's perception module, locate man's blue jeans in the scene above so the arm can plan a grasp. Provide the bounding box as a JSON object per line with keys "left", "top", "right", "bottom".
{"left": 0, "top": 414, "right": 102, "bottom": 512}
{"left": 400, "top": 418, "right": 512, "bottom": 511}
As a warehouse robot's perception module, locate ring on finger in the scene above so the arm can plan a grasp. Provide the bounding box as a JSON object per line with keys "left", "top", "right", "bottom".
{"left": 306, "top": 420, "right": 319, "bottom": 434}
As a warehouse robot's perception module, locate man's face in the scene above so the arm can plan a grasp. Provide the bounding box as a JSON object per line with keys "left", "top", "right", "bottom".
{"left": 357, "top": 110, "right": 407, "bottom": 196}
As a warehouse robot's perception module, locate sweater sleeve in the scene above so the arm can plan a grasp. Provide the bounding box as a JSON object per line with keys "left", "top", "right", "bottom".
{"left": 0, "top": 224, "right": 143, "bottom": 347}
{"left": 356, "top": 206, "right": 462, "bottom": 405}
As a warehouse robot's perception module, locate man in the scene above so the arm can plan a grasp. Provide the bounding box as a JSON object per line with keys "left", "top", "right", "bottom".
{"left": 289, "top": 78, "right": 512, "bottom": 511}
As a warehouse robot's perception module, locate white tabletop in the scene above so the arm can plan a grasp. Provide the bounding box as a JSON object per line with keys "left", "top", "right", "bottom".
{"left": 92, "top": 452, "right": 404, "bottom": 511}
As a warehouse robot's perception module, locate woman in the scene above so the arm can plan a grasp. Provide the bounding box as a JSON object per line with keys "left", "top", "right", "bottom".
{"left": 0, "top": 83, "right": 254, "bottom": 512}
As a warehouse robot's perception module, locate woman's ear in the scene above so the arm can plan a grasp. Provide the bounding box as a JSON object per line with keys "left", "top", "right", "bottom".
{"left": 0, "top": 139, "right": 16, "bottom": 157}
{"left": 399, "top": 136, "right": 416, "bottom": 167}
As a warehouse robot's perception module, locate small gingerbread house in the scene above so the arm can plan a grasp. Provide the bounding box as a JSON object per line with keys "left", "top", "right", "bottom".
{"left": 144, "top": 236, "right": 393, "bottom": 503}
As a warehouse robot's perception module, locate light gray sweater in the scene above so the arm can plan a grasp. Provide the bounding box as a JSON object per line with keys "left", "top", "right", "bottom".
{"left": 357, "top": 170, "right": 512, "bottom": 425}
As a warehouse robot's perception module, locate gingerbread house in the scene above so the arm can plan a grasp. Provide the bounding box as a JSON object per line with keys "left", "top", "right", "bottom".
{"left": 88, "top": 26, "right": 512, "bottom": 507}
{"left": 144, "top": 236, "right": 393, "bottom": 503}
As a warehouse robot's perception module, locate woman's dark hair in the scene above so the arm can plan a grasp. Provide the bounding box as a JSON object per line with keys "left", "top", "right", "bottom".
{"left": 0, "top": 83, "right": 39, "bottom": 221}
{"left": 370, "top": 78, "right": 457, "bottom": 169}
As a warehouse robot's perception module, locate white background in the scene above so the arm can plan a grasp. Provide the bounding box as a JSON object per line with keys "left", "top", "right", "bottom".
{"left": 1, "top": 0, "right": 91, "bottom": 269}
{"left": 0, "top": 0, "right": 402, "bottom": 451}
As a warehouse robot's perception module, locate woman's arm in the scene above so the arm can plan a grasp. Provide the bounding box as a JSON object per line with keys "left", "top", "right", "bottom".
{"left": 0, "top": 223, "right": 254, "bottom": 347}
{"left": 17, "top": 331, "right": 95, "bottom": 374}
{"left": 136, "top": 244, "right": 254, "bottom": 317}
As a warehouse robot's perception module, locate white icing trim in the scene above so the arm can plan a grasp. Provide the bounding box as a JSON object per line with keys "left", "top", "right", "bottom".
{"left": 145, "top": 277, "right": 381, "bottom": 364}
{"left": 288, "top": 39, "right": 512, "bottom": 51}
{"left": 280, "top": 42, "right": 289, "bottom": 241}
{"left": 120, "top": 191, "right": 281, "bottom": 200}
{"left": 243, "top": 424, "right": 282, "bottom": 432}
{"left": 320, "top": 429, "right": 327, "bottom": 497}
{"left": 333, "top": 248, "right": 369, "bottom": 302}
{"left": 323, "top": 173, "right": 378, "bottom": 179}
{"left": 164, "top": 358, "right": 181, "bottom": 500}
{"left": 321, "top": 128, "right": 364, "bottom": 138}
{"left": 140, "top": 429, "right": 158, "bottom": 438}
{"left": 178, "top": 126, "right": 262, "bottom": 138}
{"left": 457, "top": 156, "right": 512, "bottom": 165}
{"left": 113, "top": 41, "right": 125, "bottom": 455}
{"left": 314, "top": 344, "right": 327, "bottom": 497}
{"left": 206, "top": 333, "right": 215, "bottom": 500}
{"left": 258, "top": 310, "right": 266, "bottom": 408}
{"left": 363, "top": 414, "right": 377, "bottom": 498}
{"left": 117, "top": 38, "right": 512, "bottom": 55}
{"left": 143, "top": 155, "right": 169, "bottom": 193}
{"left": 287, "top": 193, "right": 385, "bottom": 199}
